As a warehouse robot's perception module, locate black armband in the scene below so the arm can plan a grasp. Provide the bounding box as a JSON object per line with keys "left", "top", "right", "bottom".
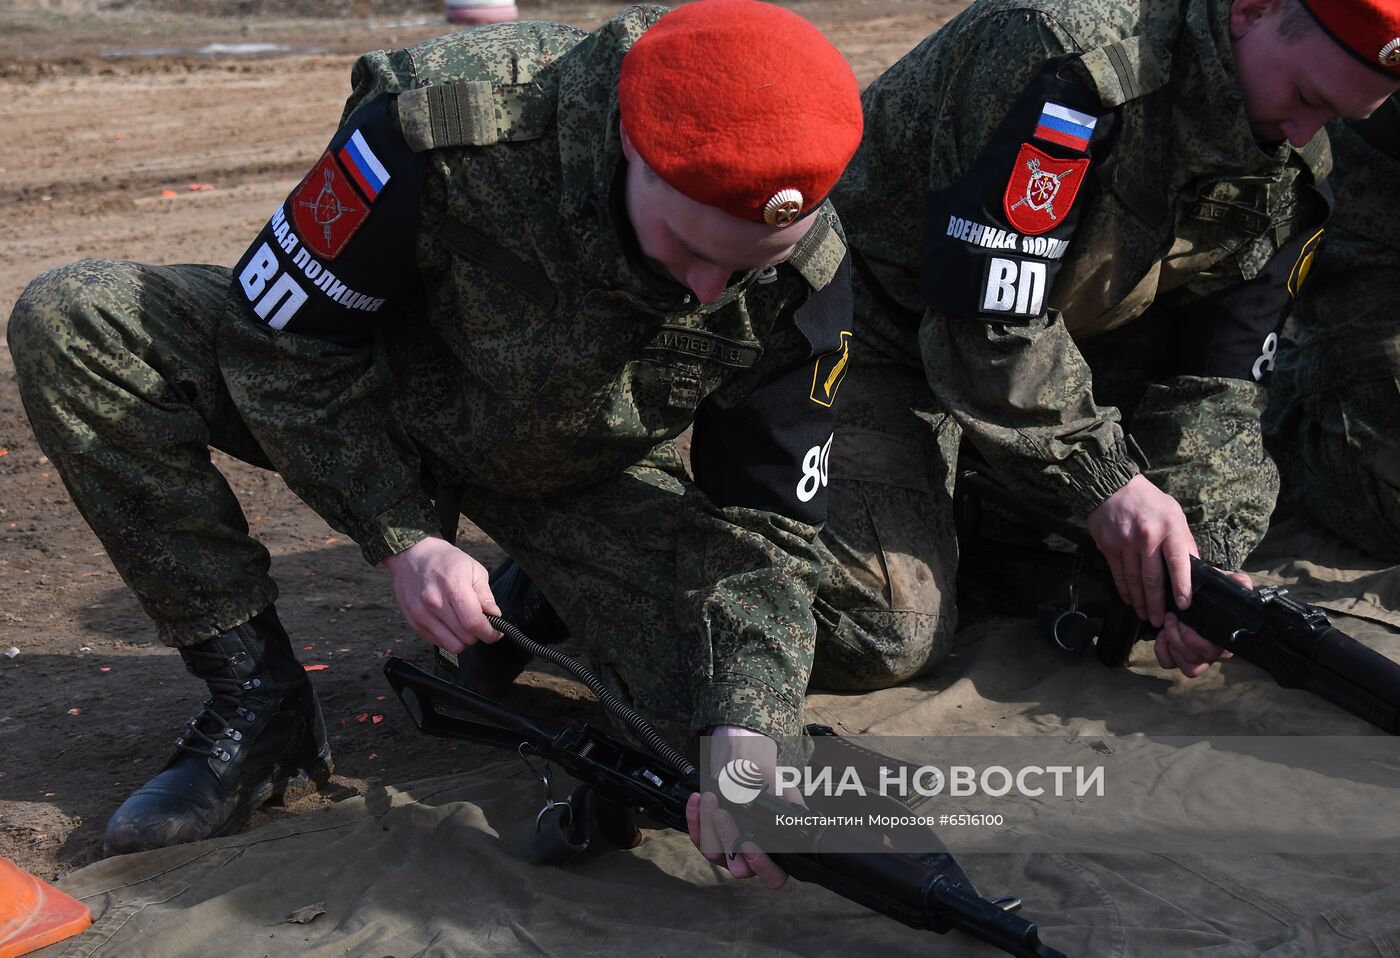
{"left": 1162, "top": 193, "right": 1331, "bottom": 382}
{"left": 690, "top": 256, "right": 854, "bottom": 525}
{"left": 921, "top": 58, "right": 1115, "bottom": 324}
{"left": 229, "top": 95, "right": 426, "bottom": 343}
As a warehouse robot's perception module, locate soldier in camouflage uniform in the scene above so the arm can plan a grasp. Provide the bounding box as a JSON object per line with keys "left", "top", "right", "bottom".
{"left": 7, "top": 0, "right": 863, "bottom": 867}
{"left": 810, "top": 0, "right": 1400, "bottom": 688}
{"left": 1265, "top": 95, "right": 1400, "bottom": 559}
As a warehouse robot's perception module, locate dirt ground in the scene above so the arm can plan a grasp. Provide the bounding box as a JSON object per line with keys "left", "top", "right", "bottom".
{"left": 0, "top": 0, "right": 966, "bottom": 882}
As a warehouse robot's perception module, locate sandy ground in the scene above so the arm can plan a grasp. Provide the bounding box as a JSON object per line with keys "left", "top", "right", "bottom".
{"left": 0, "top": 0, "right": 963, "bottom": 881}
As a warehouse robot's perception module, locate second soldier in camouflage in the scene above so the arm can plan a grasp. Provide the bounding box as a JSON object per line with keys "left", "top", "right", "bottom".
{"left": 811, "top": 0, "right": 1400, "bottom": 686}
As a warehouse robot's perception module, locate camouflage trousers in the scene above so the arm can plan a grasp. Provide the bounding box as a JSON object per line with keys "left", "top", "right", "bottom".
{"left": 807, "top": 309, "right": 1282, "bottom": 684}
{"left": 807, "top": 364, "right": 962, "bottom": 692}
{"left": 1264, "top": 354, "right": 1400, "bottom": 561}
{"left": 9, "top": 260, "right": 284, "bottom": 639}
{"left": 8, "top": 259, "right": 933, "bottom": 752}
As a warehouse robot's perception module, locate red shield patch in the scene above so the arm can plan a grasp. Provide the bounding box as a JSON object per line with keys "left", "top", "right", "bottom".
{"left": 290, "top": 151, "right": 369, "bottom": 260}
{"left": 1002, "top": 143, "right": 1089, "bottom": 237}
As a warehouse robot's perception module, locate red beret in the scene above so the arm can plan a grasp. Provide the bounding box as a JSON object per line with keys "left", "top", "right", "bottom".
{"left": 1300, "top": 0, "right": 1400, "bottom": 74}
{"left": 618, "top": 0, "right": 863, "bottom": 228}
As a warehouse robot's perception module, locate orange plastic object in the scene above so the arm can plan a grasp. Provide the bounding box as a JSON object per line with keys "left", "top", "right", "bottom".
{"left": 0, "top": 857, "right": 92, "bottom": 958}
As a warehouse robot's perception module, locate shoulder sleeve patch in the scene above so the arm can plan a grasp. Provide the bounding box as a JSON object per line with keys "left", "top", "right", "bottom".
{"left": 228, "top": 94, "right": 426, "bottom": 343}
{"left": 787, "top": 206, "right": 847, "bottom": 291}
{"left": 920, "top": 57, "right": 1116, "bottom": 325}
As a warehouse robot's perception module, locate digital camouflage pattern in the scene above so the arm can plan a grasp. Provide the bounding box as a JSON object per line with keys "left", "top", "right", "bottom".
{"left": 9, "top": 6, "right": 854, "bottom": 748}
{"left": 1264, "top": 99, "right": 1400, "bottom": 559}
{"left": 7, "top": 262, "right": 282, "bottom": 638}
{"left": 810, "top": 368, "right": 961, "bottom": 692}
{"left": 812, "top": 0, "right": 1329, "bottom": 667}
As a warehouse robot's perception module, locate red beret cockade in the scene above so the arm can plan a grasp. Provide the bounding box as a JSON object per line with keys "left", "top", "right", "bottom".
{"left": 1300, "top": 0, "right": 1400, "bottom": 73}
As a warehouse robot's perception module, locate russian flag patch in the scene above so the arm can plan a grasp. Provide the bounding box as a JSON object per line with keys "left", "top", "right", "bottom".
{"left": 1033, "top": 102, "right": 1097, "bottom": 153}
{"left": 337, "top": 129, "right": 391, "bottom": 200}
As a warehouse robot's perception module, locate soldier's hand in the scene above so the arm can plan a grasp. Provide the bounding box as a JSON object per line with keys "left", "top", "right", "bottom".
{"left": 1086, "top": 474, "right": 1196, "bottom": 629}
{"left": 1154, "top": 570, "right": 1250, "bottom": 677}
{"left": 381, "top": 535, "right": 502, "bottom": 652}
{"left": 686, "top": 726, "right": 798, "bottom": 890}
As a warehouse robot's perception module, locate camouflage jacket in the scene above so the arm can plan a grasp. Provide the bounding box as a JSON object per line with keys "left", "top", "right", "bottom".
{"left": 215, "top": 7, "right": 854, "bottom": 739}
{"left": 834, "top": 0, "right": 1330, "bottom": 567}
{"left": 1270, "top": 100, "right": 1400, "bottom": 476}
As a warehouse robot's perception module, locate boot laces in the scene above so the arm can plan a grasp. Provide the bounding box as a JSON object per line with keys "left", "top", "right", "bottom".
{"left": 175, "top": 647, "right": 264, "bottom": 763}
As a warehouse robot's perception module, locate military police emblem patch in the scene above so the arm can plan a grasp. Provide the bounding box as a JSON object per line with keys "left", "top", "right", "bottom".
{"left": 1002, "top": 143, "right": 1088, "bottom": 236}
{"left": 290, "top": 150, "right": 369, "bottom": 261}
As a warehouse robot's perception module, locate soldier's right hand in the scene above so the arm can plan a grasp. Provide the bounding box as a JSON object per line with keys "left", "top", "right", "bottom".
{"left": 381, "top": 535, "right": 502, "bottom": 651}
{"left": 1086, "top": 474, "right": 1196, "bottom": 629}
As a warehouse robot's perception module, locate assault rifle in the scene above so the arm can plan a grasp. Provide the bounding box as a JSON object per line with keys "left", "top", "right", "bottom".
{"left": 955, "top": 470, "right": 1400, "bottom": 734}
{"left": 384, "top": 645, "right": 1067, "bottom": 958}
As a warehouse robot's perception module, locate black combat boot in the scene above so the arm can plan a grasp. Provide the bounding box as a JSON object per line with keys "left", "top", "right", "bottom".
{"left": 436, "top": 559, "right": 569, "bottom": 698}
{"left": 104, "top": 606, "right": 332, "bottom": 856}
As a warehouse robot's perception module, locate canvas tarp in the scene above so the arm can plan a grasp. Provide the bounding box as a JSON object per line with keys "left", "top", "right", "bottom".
{"left": 32, "top": 513, "right": 1400, "bottom": 958}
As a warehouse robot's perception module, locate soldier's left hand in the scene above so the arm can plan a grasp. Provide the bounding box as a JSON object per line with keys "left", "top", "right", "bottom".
{"left": 686, "top": 792, "right": 790, "bottom": 889}
{"left": 1154, "top": 570, "right": 1251, "bottom": 677}
{"left": 685, "top": 726, "right": 800, "bottom": 889}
